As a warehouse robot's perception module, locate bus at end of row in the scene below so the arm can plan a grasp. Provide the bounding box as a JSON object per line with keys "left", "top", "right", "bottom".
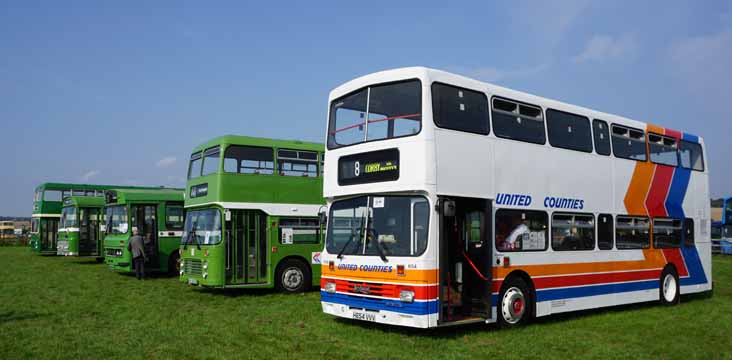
{"left": 103, "top": 188, "right": 184, "bottom": 275}
{"left": 179, "top": 135, "right": 325, "bottom": 293}
{"left": 318, "top": 67, "right": 712, "bottom": 329}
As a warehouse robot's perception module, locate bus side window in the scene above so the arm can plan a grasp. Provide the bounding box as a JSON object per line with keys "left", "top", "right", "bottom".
{"left": 611, "top": 125, "right": 647, "bottom": 161}
{"left": 432, "top": 82, "right": 489, "bottom": 135}
{"left": 492, "top": 97, "right": 545, "bottom": 145}
{"left": 546, "top": 109, "right": 592, "bottom": 153}
{"left": 616, "top": 216, "right": 650, "bottom": 249}
{"left": 683, "top": 218, "right": 695, "bottom": 247}
{"left": 653, "top": 218, "right": 682, "bottom": 248}
{"left": 495, "top": 209, "right": 548, "bottom": 252}
{"left": 679, "top": 140, "right": 704, "bottom": 171}
{"left": 166, "top": 205, "right": 184, "bottom": 230}
{"left": 593, "top": 119, "right": 611, "bottom": 156}
{"left": 597, "top": 214, "right": 613, "bottom": 250}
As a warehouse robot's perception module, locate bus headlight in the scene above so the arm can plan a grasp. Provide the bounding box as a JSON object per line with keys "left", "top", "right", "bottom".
{"left": 400, "top": 290, "right": 415, "bottom": 303}
{"left": 179, "top": 270, "right": 184, "bottom": 276}
{"left": 202, "top": 272, "right": 208, "bottom": 279}
{"left": 203, "top": 261, "right": 208, "bottom": 270}
{"left": 324, "top": 282, "right": 336, "bottom": 293}
{"left": 180, "top": 260, "right": 185, "bottom": 268}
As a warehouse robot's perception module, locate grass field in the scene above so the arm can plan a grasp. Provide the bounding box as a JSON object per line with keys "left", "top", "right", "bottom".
{"left": 1, "top": 247, "right": 731, "bottom": 359}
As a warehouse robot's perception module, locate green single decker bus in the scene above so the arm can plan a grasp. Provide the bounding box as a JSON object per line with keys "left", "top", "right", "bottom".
{"left": 31, "top": 183, "right": 160, "bottom": 255}
{"left": 57, "top": 196, "right": 106, "bottom": 258}
{"left": 180, "top": 135, "right": 325, "bottom": 293}
{"left": 104, "top": 188, "right": 185, "bottom": 275}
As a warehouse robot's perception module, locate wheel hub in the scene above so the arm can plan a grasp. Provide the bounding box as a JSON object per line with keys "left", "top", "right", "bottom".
{"left": 283, "top": 267, "right": 303, "bottom": 289}
{"left": 663, "top": 273, "right": 677, "bottom": 302}
{"left": 501, "top": 287, "right": 526, "bottom": 324}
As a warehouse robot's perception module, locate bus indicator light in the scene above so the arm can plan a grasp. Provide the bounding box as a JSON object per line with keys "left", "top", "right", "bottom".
{"left": 504, "top": 257, "right": 510, "bottom": 267}
{"left": 329, "top": 261, "right": 334, "bottom": 271}
{"left": 272, "top": 246, "right": 278, "bottom": 253}
{"left": 397, "top": 265, "right": 405, "bottom": 276}
{"left": 204, "top": 249, "right": 209, "bottom": 257}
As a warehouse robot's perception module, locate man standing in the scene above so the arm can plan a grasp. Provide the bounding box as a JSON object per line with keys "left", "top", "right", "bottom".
{"left": 127, "top": 228, "right": 147, "bottom": 280}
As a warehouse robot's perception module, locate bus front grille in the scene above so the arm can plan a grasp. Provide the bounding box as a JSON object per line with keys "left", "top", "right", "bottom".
{"left": 184, "top": 259, "right": 202, "bottom": 276}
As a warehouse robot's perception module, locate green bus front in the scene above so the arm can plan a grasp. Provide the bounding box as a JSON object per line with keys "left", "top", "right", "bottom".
{"left": 56, "top": 196, "right": 105, "bottom": 257}
{"left": 179, "top": 135, "right": 325, "bottom": 292}
{"left": 103, "top": 189, "right": 184, "bottom": 275}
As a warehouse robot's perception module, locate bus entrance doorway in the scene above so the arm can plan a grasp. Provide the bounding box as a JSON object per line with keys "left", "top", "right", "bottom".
{"left": 226, "top": 210, "right": 267, "bottom": 285}
{"left": 439, "top": 197, "right": 492, "bottom": 324}
{"left": 132, "top": 205, "right": 158, "bottom": 267}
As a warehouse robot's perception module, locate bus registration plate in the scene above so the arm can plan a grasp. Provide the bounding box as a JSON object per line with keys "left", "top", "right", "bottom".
{"left": 188, "top": 278, "right": 198, "bottom": 285}
{"left": 352, "top": 311, "right": 376, "bottom": 322}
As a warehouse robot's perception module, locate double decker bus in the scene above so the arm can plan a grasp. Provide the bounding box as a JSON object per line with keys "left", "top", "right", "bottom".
{"left": 103, "top": 188, "right": 184, "bottom": 275}
{"left": 57, "top": 196, "right": 106, "bottom": 258}
{"left": 319, "top": 67, "right": 711, "bottom": 328}
{"left": 30, "top": 183, "right": 164, "bottom": 254}
{"left": 179, "top": 135, "right": 324, "bottom": 293}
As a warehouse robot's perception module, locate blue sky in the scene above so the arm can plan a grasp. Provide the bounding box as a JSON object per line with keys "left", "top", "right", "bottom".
{"left": 1, "top": 0, "right": 731, "bottom": 216}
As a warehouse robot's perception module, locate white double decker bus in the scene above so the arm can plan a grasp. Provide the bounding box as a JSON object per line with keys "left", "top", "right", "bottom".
{"left": 319, "top": 67, "right": 711, "bottom": 328}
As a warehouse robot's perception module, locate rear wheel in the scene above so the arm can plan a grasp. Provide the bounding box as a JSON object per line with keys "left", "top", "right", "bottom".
{"left": 660, "top": 267, "right": 680, "bottom": 305}
{"left": 168, "top": 252, "right": 181, "bottom": 277}
{"left": 276, "top": 259, "right": 311, "bottom": 293}
{"left": 498, "top": 277, "right": 532, "bottom": 328}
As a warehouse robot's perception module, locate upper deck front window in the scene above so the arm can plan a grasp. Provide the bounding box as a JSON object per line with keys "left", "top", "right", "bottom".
{"left": 328, "top": 80, "right": 422, "bottom": 149}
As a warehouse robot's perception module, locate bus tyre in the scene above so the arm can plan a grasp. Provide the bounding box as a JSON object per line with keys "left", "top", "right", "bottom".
{"left": 498, "top": 277, "right": 532, "bottom": 328}
{"left": 276, "top": 259, "right": 311, "bottom": 294}
{"left": 168, "top": 252, "right": 181, "bottom": 277}
{"left": 660, "top": 267, "right": 680, "bottom": 306}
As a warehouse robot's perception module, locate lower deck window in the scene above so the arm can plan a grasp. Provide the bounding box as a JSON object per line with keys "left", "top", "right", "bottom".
{"left": 495, "top": 209, "right": 548, "bottom": 252}
{"left": 653, "top": 218, "right": 682, "bottom": 248}
{"left": 551, "top": 213, "right": 595, "bottom": 251}
{"left": 616, "top": 216, "right": 650, "bottom": 249}
{"left": 279, "top": 218, "right": 320, "bottom": 244}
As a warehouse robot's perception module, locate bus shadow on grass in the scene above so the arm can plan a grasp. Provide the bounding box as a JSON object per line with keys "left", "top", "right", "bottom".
{"left": 195, "top": 288, "right": 322, "bottom": 298}
{"left": 0, "top": 311, "right": 45, "bottom": 324}
{"left": 332, "top": 291, "right": 714, "bottom": 338}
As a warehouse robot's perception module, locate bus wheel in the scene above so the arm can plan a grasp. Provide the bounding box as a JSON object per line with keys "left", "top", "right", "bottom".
{"left": 498, "top": 277, "right": 532, "bottom": 327}
{"left": 168, "top": 252, "right": 181, "bottom": 277}
{"left": 276, "top": 259, "right": 311, "bottom": 294}
{"left": 660, "top": 267, "right": 680, "bottom": 306}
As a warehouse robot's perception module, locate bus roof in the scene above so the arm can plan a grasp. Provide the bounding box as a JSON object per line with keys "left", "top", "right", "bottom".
{"left": 190, "top": 135, "right": 323, "bottom": 154}
{"left": 328, "top": 66, "right": 701, "bottom": 141}
{"left": 106, "top": 188, "right": 184, "bottom": 205}
{"left": 62, "top": 196, "right": 106, "bottom": 208}
{"left": 34, "top": 182, "right": 167, "bottom": 192}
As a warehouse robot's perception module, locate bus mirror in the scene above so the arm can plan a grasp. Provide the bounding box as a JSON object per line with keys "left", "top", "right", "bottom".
{"left": 225, "top": 209, "right": 231, "bottom": 222}
{"left": 443, "top": 200, "right": 456, "bottom": 217}
{"left": 319, "top": 211, "right": 328, "bottom": 226}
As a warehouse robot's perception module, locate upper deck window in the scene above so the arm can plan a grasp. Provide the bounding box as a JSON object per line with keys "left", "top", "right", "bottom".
{"left": 611, "top": 125, "right": 647, "bottom": 161}
{"left": 492, "top": 97, "right": 546, "bottom": 145}
{"left": 188, "top": 152, "right": 203, "bottom": 180}
{"left": 546, "top": 109, "right": 592, "bottom": 153}
{"left": 649, "top": 133, "right": 678, "bottom": 167}
{"left": 201, "top": 146, "right": 221, "bottom": 176}
{"left": 593, "top": 119, "right": 611, "bottom": 156}
{"left": 432, "top": 82, "right": 489, "bottom": 134}
{"left": 328, "top": 80, "right": 422, "bottom": 149}
{"left": 43, "top": 190, "right": 62, "bottom": 201}
{"left": 277, "top": 149, "right": 318, "bottom": 177}
{"left": 224, "top": 145, "right": 274, "bottom": 175}
{"left": 679, "top": 140, "right": 704, "bottom": 171}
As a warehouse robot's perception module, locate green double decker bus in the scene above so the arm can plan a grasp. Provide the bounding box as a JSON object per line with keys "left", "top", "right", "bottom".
{"left": 103, "top": 188, "right": 185, "bottom": 275}
{"left": 57, "top": 196, "right": 106, "bottom": 258}
{"left": 31, "top": 183, "right": 135, "bottom": 255}
{"left": 180, "top": 135, "right": 325, "bottom": 293}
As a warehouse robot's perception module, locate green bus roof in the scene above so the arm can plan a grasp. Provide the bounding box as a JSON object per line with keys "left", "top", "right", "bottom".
{"left": 34, "top": 182, "right": 168, "bottom": 192}
{"left": 62, "top": 196, "right": 106, "bottom": 208}
{"left": 106, "top": 188, "right": 184, "bottom": 205}
{"left": 190, "top": 135, "right": 323, "bottom": 154}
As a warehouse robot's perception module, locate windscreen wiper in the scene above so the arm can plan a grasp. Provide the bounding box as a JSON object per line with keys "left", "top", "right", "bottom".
{"left": 183, "top": 222, "right": 197, "bottom": 250}
{"left": 337, "top": 213, "right": 365, "bottom": 260}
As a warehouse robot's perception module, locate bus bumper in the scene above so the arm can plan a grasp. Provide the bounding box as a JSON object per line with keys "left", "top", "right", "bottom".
{"left": 320, "top": 300, "right": 432, "bottom": 328}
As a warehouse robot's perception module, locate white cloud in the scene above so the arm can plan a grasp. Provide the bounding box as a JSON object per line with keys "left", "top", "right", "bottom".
{"left": 156, "top": 156, "right": 177, "bottom": 168}
{"left": 573, "top": 34, "right": 637, "bottom": 63}
{"left": 511, "top": 0, "right": 591, "bottom": 48}
{"left": 80, "top": 170, "right": 99, "bottom": 182}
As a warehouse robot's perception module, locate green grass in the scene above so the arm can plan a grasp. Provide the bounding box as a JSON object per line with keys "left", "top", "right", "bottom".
{"left": 1, "top": 247, "right": 731, "bottom": 360}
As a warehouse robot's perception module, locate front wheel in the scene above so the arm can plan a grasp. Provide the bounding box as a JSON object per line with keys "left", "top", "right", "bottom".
{"left": 168, "top": 252, "right": 181, "bottom": 277}
{"left": 498, "top": 277, "right": 533, "bottom": 328}
{"left": 275, "top": 259, "right": 311, "bottom": 294}
{"left": 660, "top": 267, "right": 680, "bottom": 305}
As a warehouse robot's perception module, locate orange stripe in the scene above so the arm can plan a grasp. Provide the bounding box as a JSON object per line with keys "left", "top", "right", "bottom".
{"left": 623, "top": 123, "right": 659, "bottom": 216}
{"left": 321, "top": 265, "right": 438, "bottom": 283}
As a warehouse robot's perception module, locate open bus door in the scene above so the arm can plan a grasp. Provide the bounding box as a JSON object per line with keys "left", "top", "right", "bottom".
{"left": 132, "top": 205, "right": 158, "bottom": 268}
{"left": 228, "top": 210, "right": 267, "bottom": 284}
{"left": 438, "top": 197, "right": 492, "bottom": 325}
{"left": 79, "top": 208, "right": 100, "bottom": 256}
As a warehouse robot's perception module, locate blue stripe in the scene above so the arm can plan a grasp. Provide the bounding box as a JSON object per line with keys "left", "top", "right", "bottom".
{"left": 679, "top": 245, "right": 708, "bottom": 286}
{"left": 535, "top": 280, "right": 659, "bottom": 302}
{"left": 320, "top": 291, "right": 439, "bottom": 316}
{"left": 666, "top": 167, "right": 690, "bottom": 219}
